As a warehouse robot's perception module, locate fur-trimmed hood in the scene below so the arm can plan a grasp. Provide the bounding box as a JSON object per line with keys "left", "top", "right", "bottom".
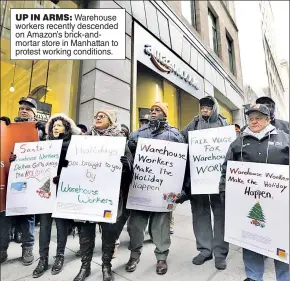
{"left": 45, "top": 113, "right": 82, "bottom": 136}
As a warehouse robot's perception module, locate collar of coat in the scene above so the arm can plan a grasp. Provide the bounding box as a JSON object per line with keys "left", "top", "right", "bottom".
{"left": 242, "top": 124, "right": 277, "bottom": 140}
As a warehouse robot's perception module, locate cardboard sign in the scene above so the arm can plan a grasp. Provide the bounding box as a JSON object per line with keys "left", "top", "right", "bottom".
{"left": 188, "top": 125, "right": 236, "bottom": 194}
{"left": 225, "top": 161, "right": 289, "bottom": 264}
{"left": 0, "top": 122, "right": 38, "bottom": 211}
{"left": 52, "top": 135, "right": 126, "bottom": 223}
{"left": 6, "top": 140, "right": 63, "bottom": 216}
{"left": 126, "top": 138, "right": 188, "bottom": 212}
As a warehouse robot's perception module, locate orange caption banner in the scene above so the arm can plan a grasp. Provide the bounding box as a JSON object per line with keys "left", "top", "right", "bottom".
{"left": 0, "top": 122, "right": 39, "bottom": 212}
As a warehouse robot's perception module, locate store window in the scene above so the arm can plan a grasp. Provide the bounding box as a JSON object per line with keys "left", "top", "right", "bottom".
{"left": 218, "top": 100, "right": 233, "bottom": 124}
{"left": 208, "top": 9, "right": 219, "bottom": 55}
{"left": 181, "top": 1, "right": 197, "bottom": 30}
{"left": 0, "top": 0, "right": 80, "bottom": 122}
{"left": 134, "top": 63, "right": 199, "bottom": 130}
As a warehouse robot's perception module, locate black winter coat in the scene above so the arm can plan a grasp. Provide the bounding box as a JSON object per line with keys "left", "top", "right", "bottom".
{"left": 219, "top": 127, "right": 289, "bottom": 193}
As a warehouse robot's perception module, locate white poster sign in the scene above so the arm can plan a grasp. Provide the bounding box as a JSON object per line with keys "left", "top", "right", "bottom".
{"left": 225, "top": 161, "right": 289, "bottom": 263}
{"left": 52, "top": 135, "right": 126, "bottom": 223}
{"left": 126, "top": 138, "right": 188, "bottom": 212}
{"left": 6, "top": 140, "right": 63, "bottom": 216}
{"left": 188, "top": 125, "right": 236, "bottom": 194}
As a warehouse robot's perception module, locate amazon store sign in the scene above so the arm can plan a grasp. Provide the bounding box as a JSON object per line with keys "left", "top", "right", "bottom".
{"left": 144, "top": 44, "right": 199, "bottom": 90}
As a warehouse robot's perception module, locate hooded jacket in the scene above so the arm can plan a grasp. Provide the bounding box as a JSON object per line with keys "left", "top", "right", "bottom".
{"left": 45, "top": 113, "right": 82, "bottom": 177}
{"left": 128, "top": 120, "right": 185, "bottom": 158}
{"left": 219, "top": 125, "right": 289, "bottom": 193}
{"left": 182, "top": 96, "right": 229, "bottom": 143}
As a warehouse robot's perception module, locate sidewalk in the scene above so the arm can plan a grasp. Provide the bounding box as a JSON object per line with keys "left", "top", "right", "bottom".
{"left": 1, "top": 202, "right": 276, "bottom": 281}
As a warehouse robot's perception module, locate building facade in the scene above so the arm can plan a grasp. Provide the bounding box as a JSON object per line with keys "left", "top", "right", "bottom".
{"left": 235, "top": 0, "right": 287, "bottom": 120}
{"left": 1, "top": 0, "right": 245, "bottom": 130}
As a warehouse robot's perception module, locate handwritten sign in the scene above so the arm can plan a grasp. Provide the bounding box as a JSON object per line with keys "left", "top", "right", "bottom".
{"left": 126, "top": 138, "right": 188, "bottom": 212}
{"left": 0, "top": 122, "right": 38, "bottom": 211}
{"left": 6, "top": 140, "right": 63, "bottom": 216}
{"left": 188, "top": 125, "right": 236, "bottom": 194}
{"left": 52, "top": 135, "right": 126, "bottom": 223}
{"left": 225, "top": 161, "right": 289, "bottom": 263}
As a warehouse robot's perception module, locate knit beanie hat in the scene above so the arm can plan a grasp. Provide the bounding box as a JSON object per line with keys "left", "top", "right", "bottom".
{"left": 151, "top": 102, "right": 168, "bottom": 117}
{"left": 199, "top": 97, "right": 214, "bottom": 108}
{"left": 95, "top": 109, "right": 117, "bottom": 125}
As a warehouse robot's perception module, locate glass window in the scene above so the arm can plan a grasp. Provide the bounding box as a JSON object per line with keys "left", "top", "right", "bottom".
{"left": 208, "top": 9, "right": 219, "bottom": 55}
{"left": 226, "top": 33, "right": 235, "bottom": 74}
{"left": 181, "top": 1, "right": 197, "bottom": 30}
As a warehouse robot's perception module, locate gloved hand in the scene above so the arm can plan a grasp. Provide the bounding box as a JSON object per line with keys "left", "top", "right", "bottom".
{"left": 63, "top": 160, "right": 69, "bottom": 168}
{"left": 120, "top": 156, "right": 131, "bottom": 171}
{"left": 53, "top": 176, "right": 60, "bottom": 185}
{"left": 9, "top": 153, "right": 17, "bottom": 163}
{"left": 0, "top": 116, "right": 11, "bottom": 126}
{"left": 35, "top": 121, "right": 46, "bottom": 135}
{"left": 220, "top": 191, "right": 225, "bottom": 204}
{"left": 175, "top": 190, "right": 190, "bottom": 204}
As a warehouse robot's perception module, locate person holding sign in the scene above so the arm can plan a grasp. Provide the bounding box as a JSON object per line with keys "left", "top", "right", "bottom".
{"left": 32, "top": 114, "right": 82, "bottom": 278}
{"left": 126, "top": 102, "right": 184, "bottom": 275}
{"left": 180, "top": 96, "right": 229, "bottom": 270}
{"left": 73, "top": 109, "right": 133, "bottom": 281}
{"left": 219, "top": 104, "right": 289, "bottom": 281}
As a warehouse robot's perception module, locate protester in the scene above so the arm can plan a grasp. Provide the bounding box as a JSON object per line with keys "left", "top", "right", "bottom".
{"left": 234, "top": 123, "right": 241, "bottom": 135}
{"left": 120, "top": 124, "right": 130, "bottom": 140}
{"left": 180, "top": 95, "right": 229, "bottom": 270}
{"left": 0, "top": 97, "right": 45, "bottom": 265}
{"left": 77, "top": 124, "right": 88, "bottom": 134}
{"left": 219, "top": 104, "right": 289, "bottom": 281}
{"left": 73, "top": 109, "right": 133, "bottom": 281}
{"left": 139, "top": 114, "right": 150, "bottom": 128}
{"left": 32, "top": 113, "right": 82, "bottom": 278}
{"left": 126, "top": 102, "right": 184, "bottom": 275}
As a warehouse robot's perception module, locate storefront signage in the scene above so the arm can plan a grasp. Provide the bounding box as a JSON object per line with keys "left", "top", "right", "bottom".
{"left": 134, "top": 23, "right": 203, "bottom": 100}
{"left": 144, "top": 44, "right": 199, "bottom": 90}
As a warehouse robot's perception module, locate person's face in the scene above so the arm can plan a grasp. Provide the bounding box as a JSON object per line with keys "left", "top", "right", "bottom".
{"left": 140, "top": 120, "right": 149, "bottom": 127}
{"left": 248, "top": 112, "right": 270, "bottom": 133}
{"left": 53, "top": 120, "right": 65, "bottom": 137}
{"left": 200, "top": 105, "right": 213, "bottom": 117}
{"left": 150, "top": 106, "right": 165, "bottom": 120}
{"left": 94, "top": 113, "right": 110, "bottom": 129}
{"left": 18, "top": 103, "right": 35, "bottom": 119}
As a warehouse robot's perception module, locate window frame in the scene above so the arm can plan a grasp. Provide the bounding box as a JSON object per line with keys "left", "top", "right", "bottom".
{"left": 226, "top": 32, "right": 235, "bottom": 75}
{"left": 181, "top": 0, "right": 197, "bottom": 30}
{"left": 208, "top": 9, "right": 219, "bottom": 55}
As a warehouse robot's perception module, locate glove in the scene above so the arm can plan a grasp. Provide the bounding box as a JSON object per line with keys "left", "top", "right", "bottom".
{"left": 9, "top": 153, "right": 17, "bottom": 163}
{"left": 0, "top": 116, "right": 11, "bottom": 126}
{"left": 175, "top": 190, "right": 190, "bottom": 204}
{"left": 35, "top": 121, "right": 46, "bottom": 134}
{"left": 120, "top": 156, "right": 131, "bottom": 170}
{"left": 220, "top": 191, "right": 225, "bottom": 204}
{"left": 53, "top": 176, "right": 60, "bottom": 185}
{"left": 63, "top": 160, "right": 69, "bottom": 168}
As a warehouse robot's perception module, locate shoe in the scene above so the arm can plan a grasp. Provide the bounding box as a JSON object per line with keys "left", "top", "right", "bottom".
{"left": 125, "top": 257, "right": 140, "bottom": 272}
{"left": 170, "top": 227, "right": 174, "bottom": 235}
{"left": 112, "top": 246, "right": 118, "bottom": 259}
{"left": 215, "top": 258, "right": 227, "bottom": 270}
{"left": 0, "top": 251, "right": 8, "bottom": 263}
{"left": 102, "top": 264, "right": 113, "bottom": 281}
{"left": 156, "top": 260, "right": 168, "bottom": 275}
{"left": 76, "top": 249, "right": 81, "bottom": 257}
{"left": 244, "top": 279, "right": 256, "bottom": 281}
{"left": 14, "top": 231, "right": 22, "bottom": 244}
{"left": 73, "top": 267, "right": 91, "bottom": 281}
{"left": 192, "top": 254, "right": 213, "bottom": 265}
{"left": 51, "top": 255, "right": 64, "bottom": 275}
{"left": 22, "top": 247, "right": 34, "bottom": 266}
{"left": 32, "top": 257, "right": 48, "bottom": 278}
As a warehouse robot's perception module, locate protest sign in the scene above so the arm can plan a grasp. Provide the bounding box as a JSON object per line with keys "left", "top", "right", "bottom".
{"left": 52, "top": 135, "right": 126, "bottom": 223}
{"left": 225, "top": 161, "right": 289, "bottom": 263}
{"left": 126, "top": 138, "right": 188, "bottom": 212}
{"left": 188, "top": 125, "right": 236, "bottom": 194}
{"left": 6, "top": 140, "right": 63, "bottom": 216}
{"left": 0, "top": 122, "right": 38, "bottom": 211}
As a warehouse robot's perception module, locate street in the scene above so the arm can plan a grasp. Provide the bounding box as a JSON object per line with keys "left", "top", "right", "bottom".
{"left": 1, "top": 202, "right": 276, "bottom": 281}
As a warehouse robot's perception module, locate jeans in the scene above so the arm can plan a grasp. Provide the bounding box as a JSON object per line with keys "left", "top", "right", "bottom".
{"left": 0, "top": 211, "right": 34, "bottom": 251}
{"left": 243, "top": 248, "right": 289, "bottom": 281}
{"left": 39, "top": 213, "right": 70, "bottom": 257}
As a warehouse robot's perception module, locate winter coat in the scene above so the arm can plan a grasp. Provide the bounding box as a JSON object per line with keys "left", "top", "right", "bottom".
{"left": 181, "top": 95, "right": 229, "bottom": 195}
{"left": 128, "top": 120, "right": 185, "bottom": 157}
{"left": 219, "top": 125, "right": 289, "bottom": 193}
{"left": 182, "top": 96, "right": 229, "bottom": 143}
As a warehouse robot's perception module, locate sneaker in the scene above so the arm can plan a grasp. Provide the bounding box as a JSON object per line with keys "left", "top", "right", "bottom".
{"left": 215, "top": 257, "right": 227, "bottom": 270}
{"left": 51, "top": 255, "right": 64, "bottom": 275}
{"left": 192, "top": 253, "right": 213, "bottom": 265}
{"left": 0, "top": 251, "right": 8, "bottom": 264}
{"left": 22, "top": 247, "right": 34, "bottom": 266}
{"left": 32, "top": 257, "right": 48, "bottom": 278}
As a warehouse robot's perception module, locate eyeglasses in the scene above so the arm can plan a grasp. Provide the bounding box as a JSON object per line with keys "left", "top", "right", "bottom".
{"left": 150, "top": 107, "right": 162, "bottom": 113}
{"left": 200, "top": 106, "right": 213, "bottom": 110}
{"left": 94, "top": 114, "right": 107, "bottom": 120}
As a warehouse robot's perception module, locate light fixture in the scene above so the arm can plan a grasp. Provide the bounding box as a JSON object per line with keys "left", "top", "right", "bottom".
{"left": 9, "top": 62, "right": 16, "bottom": 92}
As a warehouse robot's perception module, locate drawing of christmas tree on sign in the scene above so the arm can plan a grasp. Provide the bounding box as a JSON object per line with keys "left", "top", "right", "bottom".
{"left": 248, "top": 202, "right": 266, "bottom": 228}
{"left": 36, "top": 178, "right": 51, "bottom": 199}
